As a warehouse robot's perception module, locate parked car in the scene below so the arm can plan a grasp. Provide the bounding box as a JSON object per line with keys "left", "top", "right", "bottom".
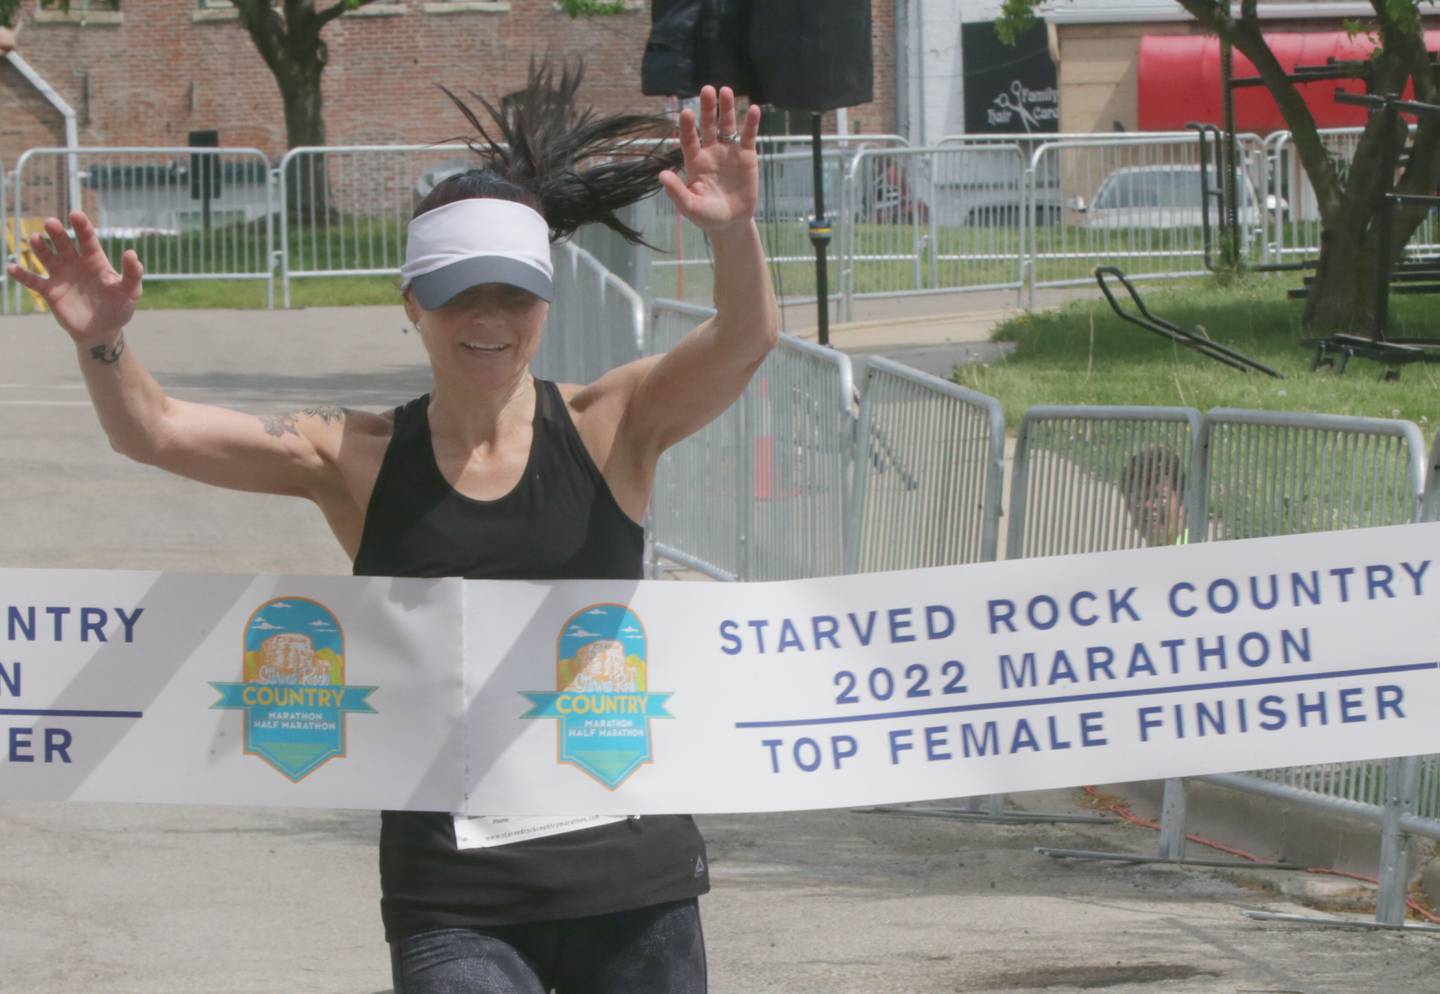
{"left": 1073, "top": 164, "right": 1281, "bottom": 233}
{"left": 963, "top": 197, "right": 1064, "bottom": 228}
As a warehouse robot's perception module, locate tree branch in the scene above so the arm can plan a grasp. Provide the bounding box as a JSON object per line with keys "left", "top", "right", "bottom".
{"left": 1381, "top": 15, "right": 1440, "bottom": 257}
{"left": 317, "top": 0, "right": 382, "bottom": 29}
{"left": 233, "top": 0, "right": 289, "bottom": 78}
{"left": 1177, "top": 0, "right": 1347, "bottom": 222}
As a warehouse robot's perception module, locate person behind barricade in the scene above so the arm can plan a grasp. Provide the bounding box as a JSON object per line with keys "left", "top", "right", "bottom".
{"left": 6, "top": 60, "right": 777, "bottom": 994}
{"left": 1119, "top": 445, "right": 1188, "bottom": 546}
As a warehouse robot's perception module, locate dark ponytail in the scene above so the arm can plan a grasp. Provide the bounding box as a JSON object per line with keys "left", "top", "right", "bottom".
{"left": 417, "top": 58, "right": 681, "bottom": 245}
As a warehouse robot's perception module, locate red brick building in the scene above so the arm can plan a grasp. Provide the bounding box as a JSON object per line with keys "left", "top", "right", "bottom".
{"left": 1, "top": 1, "right": 897, "bottom": 167}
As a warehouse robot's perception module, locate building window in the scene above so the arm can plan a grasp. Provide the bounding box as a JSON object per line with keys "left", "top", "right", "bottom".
{"left": 34, "top": 0, "right": 123, "bottom": 24}
{"left": 422, "top": 1, "right": 511, "bottom": 14}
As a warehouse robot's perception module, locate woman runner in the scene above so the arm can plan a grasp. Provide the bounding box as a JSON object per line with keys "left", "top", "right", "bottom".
{"left": 6, "top": 64, "right": 777, "bottom": 994}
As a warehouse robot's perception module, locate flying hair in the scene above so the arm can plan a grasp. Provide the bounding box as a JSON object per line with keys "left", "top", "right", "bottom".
{"left": 420, "top": 58, "right": 683, "bottom": 245}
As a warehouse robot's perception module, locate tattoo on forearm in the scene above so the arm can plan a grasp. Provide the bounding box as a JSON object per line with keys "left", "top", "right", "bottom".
{"left": 259, "top": 405, "right": 347, "bottom": 438}
{"left": 88, "top": 333, "right": 126, "bottom": 366}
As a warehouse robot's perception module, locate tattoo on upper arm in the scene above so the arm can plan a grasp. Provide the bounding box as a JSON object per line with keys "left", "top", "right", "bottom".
{"left": 259, "top": 405, "right": 347, "bottom": 438}
{"left": 88, "top": 333, "right": 126, "bottom": 366}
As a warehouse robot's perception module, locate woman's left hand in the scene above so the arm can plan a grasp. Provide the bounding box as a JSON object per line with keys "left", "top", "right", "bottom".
{"left": 658, "top": 85, "right": 761, "bottom": 233}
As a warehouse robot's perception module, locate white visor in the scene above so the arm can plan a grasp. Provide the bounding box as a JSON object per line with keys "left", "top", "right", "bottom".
{"left": 401, "top": 198, "right": 554, "bottom": 308}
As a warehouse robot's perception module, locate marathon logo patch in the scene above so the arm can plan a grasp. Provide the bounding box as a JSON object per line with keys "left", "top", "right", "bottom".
{"left": 211, "top": 597, "right": 376, "bottom": 782}
{"left": 520, "top": 604, "right": 673, "bottom": 790}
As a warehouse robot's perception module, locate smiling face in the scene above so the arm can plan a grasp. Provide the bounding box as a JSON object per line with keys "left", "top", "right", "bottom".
{"left": 404, "top": 281, "right": 549, "bottom": 390}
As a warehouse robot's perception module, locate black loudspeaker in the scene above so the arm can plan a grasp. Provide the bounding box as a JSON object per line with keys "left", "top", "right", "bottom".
{"left": 642, "top": 0, "right": 755, "bottom": 100}
{"left": 749, "top": 0, "right": 872, "bottom": 111}
{"left": 642, "top": 0, "right": 874, "bottom": 111}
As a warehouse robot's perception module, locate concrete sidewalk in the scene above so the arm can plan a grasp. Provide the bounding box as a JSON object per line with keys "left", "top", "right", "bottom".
{"left": 1, "top": 305, "right": 1437, "bottom": 993}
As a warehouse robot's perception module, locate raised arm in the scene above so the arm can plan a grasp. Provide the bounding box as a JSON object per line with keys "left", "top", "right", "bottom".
{"left": 599, "top": 86, "right": 780, "bottom": 463}
{"left": 5, "top": 212, "right": 359, "bottom": 501}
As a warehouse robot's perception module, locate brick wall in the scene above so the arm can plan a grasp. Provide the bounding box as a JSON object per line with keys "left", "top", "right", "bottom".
{"left": 0, "top": 59, "right": 63, "bottom": 165}
{"left": 866, "top": 0, "right": 896, "bottom": 138}
{"left": 1, "top": 0, "right": 898, "bottom": 166}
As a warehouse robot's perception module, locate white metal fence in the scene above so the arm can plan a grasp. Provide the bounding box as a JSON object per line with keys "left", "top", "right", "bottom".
{"left": 0, "top": 130, "right": 1415, "bottom": 317}
{"left": 1022, "top": 134, "right": 1269, "bottom": 301}
{"left": 644, "top": 299, "right": 855, "bottom": 581}
{"left": 648, "top": 148, "right": 854, "bottom": 309}
{"left": 534, "top": 242, "right": 646, "bottom": 386}
{"left": 1, "top": 159, "right": 10, "bottom": 316}
{"left": 275, "top": 143, "right": 474, "bottom": 308}
{"left": 847, "top": 357, "right": 1005, "bottom": 572}
{"left": 840, "top": 146, "right": 1028, "bottom": 320}
{"left": 9, "top": 146, "right": 276, "bottom": 312}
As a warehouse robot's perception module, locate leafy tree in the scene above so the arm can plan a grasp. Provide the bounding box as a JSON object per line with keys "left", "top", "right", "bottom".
{"left": 230, "top": 0, "right": 383, "bottom": 151}
{"left": 1003, "top": 1, "right": 1440, "bottom": 334}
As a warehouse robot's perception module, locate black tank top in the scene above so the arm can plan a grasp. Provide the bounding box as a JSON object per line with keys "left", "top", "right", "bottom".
{"left": 354, "top": 380, "right": 709, "bottom": 939}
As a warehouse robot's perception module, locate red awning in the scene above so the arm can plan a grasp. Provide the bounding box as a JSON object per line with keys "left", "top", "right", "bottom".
{"left": 1138, "top": 31, "right": 1440, "bottom": 133}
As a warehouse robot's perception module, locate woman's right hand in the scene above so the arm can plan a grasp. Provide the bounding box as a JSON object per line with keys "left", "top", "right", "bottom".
{"left": 5, "top": 210, "right": 144, "bottom": 345}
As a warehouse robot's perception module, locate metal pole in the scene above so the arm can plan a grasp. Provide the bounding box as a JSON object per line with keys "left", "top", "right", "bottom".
{"left": 1374, "top": 100, "right": 1398, "bottom": 342}
{"left": 809, "top": 113, "right": 833, "bottom": 347}
{"left": 1376, "top": 755, "right": 1421, "bottom": 926}
{"left": 1220, "top": 20, "right": 1241, "bottom": 269}
{"left": 1156, "top": 779, "right": 1189, "bottom": 860}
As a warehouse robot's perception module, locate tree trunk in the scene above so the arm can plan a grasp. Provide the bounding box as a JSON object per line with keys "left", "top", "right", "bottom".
{"left": 1302, "top": 226, "right": 1382, "bottom": 335}
{"left": 279, "top": 65, "right": 335, "bottom": 225}
{"left": 282, "top": 66, "right": 326, "bottom": 150}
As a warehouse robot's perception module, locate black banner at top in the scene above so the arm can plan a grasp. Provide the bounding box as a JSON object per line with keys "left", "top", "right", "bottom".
{"left": 962, "top": 21, "right": 1058, "bottom": 135}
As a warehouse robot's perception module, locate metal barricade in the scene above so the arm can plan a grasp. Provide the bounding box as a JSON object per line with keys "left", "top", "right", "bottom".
{"left": 648, "top": 149, "right": 851, "bottom": 308}
{"left": 755, "top": 134, "right": 910, "bottom": 154}
{"left": 647, "top": 300, "right": 854, "bottom": 581}
{"left": 1195, "top": 409, "right": 1424, "bottom": 540}
{"left": 12, "top": 146, "right": 275, "bottom": 311}
{"left": 1423, "top": 429, "right": 1440, "bottom": 525}
{"left": 277, "top": 144, "right": 471, "bottom": 307}
{"left": 647, "top": 300, "right": 744, "bottom": 580}
{"left": 535, "top": 242, "right": 645, "bottom": 386}
{"left": 841, "top": 146, "right": 1027, "bottom": 321}
{"left": 1024, "top": 135, "right": 1269, "bottom": 304}
{"left": 746, "top": 334, "right": 855, "bottom": 580}
{"left": 1193, "top": 408, "right": 1435, "bottom": 926}
{"left": 968, "top": 406, "right": 1200, "bottom": 828}
{"left": 1006, "top": 406, "right": 1202, "bottom": 560}
{"left": 845, "top": 357, "right": 1003, "bottom": 573}
{"left": 1, "top": 159, "right": 9, "bottom": 315}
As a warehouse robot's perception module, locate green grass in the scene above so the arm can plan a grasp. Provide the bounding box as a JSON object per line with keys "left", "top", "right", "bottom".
{"left": 957, "top": 274, "right": 1440, "bottom": 435}
{"left": 7, "top": 275, "right": 402, "bottom": 313}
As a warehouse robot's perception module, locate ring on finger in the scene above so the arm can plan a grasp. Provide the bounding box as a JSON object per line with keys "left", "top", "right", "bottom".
{"left": 716, "top": 132, "right": 741, "bottom": 144}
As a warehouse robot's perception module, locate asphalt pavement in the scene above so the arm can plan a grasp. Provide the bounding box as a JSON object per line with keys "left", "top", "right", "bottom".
{"left": 0, "top": 302, "right": 1436, "bottom": 993}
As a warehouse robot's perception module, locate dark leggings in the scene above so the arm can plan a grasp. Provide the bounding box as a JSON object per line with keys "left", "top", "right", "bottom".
{"left": 390, "top": 898, "right": 706, "bottom": 994}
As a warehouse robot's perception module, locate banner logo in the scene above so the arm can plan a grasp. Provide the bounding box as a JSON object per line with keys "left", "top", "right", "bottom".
{"left": 521, "top": 604, "right": 673, "bottom": 789}
{"left": 211, "top": 597, "right": 376, "bottom": 782}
